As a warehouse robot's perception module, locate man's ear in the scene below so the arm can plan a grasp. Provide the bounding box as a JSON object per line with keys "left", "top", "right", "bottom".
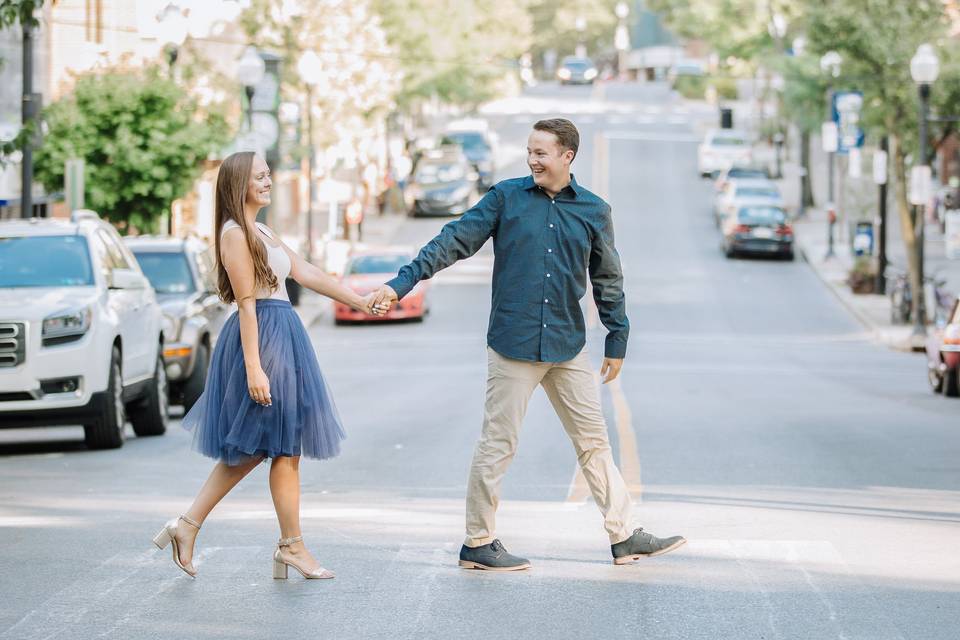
{"left": 562, "top": 148, "right": 575, "bottom": 166}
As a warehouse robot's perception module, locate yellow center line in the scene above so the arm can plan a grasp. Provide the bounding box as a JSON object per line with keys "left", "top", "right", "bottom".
{"left": 567, "top": 128, "right": 641, "bottom": 503}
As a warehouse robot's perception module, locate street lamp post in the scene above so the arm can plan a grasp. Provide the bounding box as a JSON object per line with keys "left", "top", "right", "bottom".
{"left": 615, "top": 2, "right": 630, "bottom": 81}
{"left": 237, "top": 46, "right": 266, "bottom": 132}
{"left": 297, "top": 50, "right": 324, "bottom": 263}
{"left": 820, "top": 51, "right": 842, "bottom": 259}
{"left": 910, "top": 43, "right": 940, "bottom": 337}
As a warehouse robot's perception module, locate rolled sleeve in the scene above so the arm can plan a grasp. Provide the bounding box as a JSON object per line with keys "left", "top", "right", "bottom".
{"left": 387, "top": 187, "right": 502, "bottom": 299}
{"left": 589, "top": 206, "right": 629, "bottom": 359}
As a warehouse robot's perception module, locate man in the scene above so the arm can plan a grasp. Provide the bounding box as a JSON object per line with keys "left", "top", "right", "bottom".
{"left": 373, "top": 118, "right": 685, "bottom": 570}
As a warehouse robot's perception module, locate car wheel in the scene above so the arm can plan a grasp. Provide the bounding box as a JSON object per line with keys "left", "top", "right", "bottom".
{"left": 929, "top": 365, "right": 944, "bottom": 394}
{"left": 130, "top": 350, "right": 169, "bottom": 436}
{"left": 180, "top": 342, "right": 209, "bottom": 413}
{"left": 783, "top": 251, "right": 795, "bottom": 261}
{"left": 84, "top": 347, "right": 125, "bottom": 449}
{"left": 944, "top": 366, "right": 959, "bottom": 398}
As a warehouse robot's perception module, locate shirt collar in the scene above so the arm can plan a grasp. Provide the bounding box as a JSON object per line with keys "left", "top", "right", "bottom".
{"left": 523, "top": 174, "right": 581, "bottom": 198}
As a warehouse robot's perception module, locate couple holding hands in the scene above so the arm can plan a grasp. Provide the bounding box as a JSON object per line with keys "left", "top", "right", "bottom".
{"left": 153, "top": 118, "right": 684, "bottom": 581}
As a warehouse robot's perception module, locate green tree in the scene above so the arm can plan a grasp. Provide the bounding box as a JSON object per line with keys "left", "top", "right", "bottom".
{"left": 0, "top": 0, "right": 44, "bottom": 165}
{"left": 372, "top": 0, "right": 531, "bottom": 109}
{"left": 801, "top": 0, "right": 960, "bottom": 324}
{"left": 33, "top": 67, "right": 230, "bottom": 232}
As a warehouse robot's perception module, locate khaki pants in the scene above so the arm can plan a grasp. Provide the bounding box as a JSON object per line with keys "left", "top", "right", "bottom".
{"left": 464, "top": 347, "right": 634, "bottom": 547}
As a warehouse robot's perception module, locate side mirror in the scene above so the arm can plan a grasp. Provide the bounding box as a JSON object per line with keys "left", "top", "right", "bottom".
{"left": 110, "top": 268, "right": 147, "bottom": 290}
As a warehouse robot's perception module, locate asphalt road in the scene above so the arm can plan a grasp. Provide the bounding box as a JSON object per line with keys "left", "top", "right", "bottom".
{"left": 1, "top": 82, "right": 958, "bottom": 640}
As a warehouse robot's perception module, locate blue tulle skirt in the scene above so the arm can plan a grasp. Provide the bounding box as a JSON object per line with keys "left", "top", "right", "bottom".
{"left": 182, "top": 299, "right": 345, "bottom": 466}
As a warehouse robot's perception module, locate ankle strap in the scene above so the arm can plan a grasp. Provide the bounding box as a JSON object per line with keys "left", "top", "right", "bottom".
{"left": 179, "top": 514, "right": 201, "bottom": 530}
{"left": 278, "top": 535, "right": 303, "bottom": 547}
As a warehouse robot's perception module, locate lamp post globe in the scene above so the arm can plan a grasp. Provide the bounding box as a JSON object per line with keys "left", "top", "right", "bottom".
{"left": 615, "top": 2, "right": 629, "bottom": 19}
{"left": 819, "top": 50, "right": 842, "bottom": 78}
{"left": 237, "top": 46, "right": 265, "bottom": 130}
{"left": 297, "top": 50, "right": 323, "bottom": 87}
{"left": 911, "top": 43, "right": 940, "bottom": 85}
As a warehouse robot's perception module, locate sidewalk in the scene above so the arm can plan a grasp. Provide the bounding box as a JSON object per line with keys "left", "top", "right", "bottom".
{"left": 772, "top": 153, "right": 957, "bottom": 351}
{"left": 293, "top": 209, "right": 408, "bottom": 329}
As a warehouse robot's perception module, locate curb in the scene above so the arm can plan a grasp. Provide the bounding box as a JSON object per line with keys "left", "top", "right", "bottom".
{"left": 797, "top": 245, "right": 915, "bottom": 352}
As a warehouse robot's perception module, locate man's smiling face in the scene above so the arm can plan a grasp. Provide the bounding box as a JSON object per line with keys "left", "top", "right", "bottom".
{"left": 527, "top": 129, "right": 573, "bottom": 191}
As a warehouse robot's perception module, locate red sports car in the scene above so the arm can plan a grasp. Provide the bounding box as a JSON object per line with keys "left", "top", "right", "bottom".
{"left": 333, "top": 250, "right": 430, "bottom": 324}
{"left": 926, "top": 298, "right": 960, "bottom": 396}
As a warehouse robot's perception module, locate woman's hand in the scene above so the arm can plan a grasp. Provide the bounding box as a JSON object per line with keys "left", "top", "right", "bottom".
{"left": 246, "top": 366, "right": 272, "bottom": 406}
{"left": 355, "top": 292, "right": 389, "bottom": 316}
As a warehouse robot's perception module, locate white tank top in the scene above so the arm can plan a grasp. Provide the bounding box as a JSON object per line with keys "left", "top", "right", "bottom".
{"left": 219, "top": 219, "right": 291, "bottom": 301}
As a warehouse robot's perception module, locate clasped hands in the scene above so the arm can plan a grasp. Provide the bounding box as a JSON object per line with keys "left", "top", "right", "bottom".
{"left": 356, "top": 284, "right": 398, "bottom": 317}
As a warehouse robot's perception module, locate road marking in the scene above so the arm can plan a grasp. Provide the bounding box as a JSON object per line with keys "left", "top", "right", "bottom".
{"left": 592, "top": 131, "right": 609, "bottom": 201}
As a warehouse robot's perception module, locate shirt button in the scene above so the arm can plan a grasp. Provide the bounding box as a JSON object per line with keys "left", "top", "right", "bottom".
{"left": 544, "top": 298, "right": 549, "bottom": 303}
{"left": 549, "top": 223, "right": 554, "bottom": 228}
{"left": 543, "top": 323, "right": 547, "bottom": 328}
{"left": 547, "top": 249, "right": 552, "bottom": 253}
{"left": 546, "top": 273, "right": 551, "bottom": 278}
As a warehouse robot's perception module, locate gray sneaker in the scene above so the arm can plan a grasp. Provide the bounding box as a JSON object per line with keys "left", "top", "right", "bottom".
{"left": 459, "top": 539, "right": 531, "bottom": 571}
{"left": 611, "top": 527, "right": 686, "bottom": 565}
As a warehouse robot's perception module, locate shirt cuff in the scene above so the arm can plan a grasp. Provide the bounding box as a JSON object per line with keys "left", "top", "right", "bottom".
{"left": 604, "top": 337, "right": 627, "bottom": 360}
{"left": 385, "top": 275, "right": 413, "bottom": 300}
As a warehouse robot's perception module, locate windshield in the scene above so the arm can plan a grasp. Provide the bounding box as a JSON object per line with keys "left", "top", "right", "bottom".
{"left": 443, "top": 132, "right": 489, "bottom": 153}
{"left": 713, "top": 136, "right": 747, "bottom": 147}
{"left": 563, "top": 59, "right": 593, "bottom": 70}
{"left": 729, "top": 168, "right": 766, "bottom": 179}
{"left": 348, "top": 255, "right": 410, "bottom": 275}
{"left": 415, "top": 162, "right": 465, "bottom": 183}
{"left": 735, "top": 186, "right": 779, "bottom": 199}
{"left": 133, "top": 251, "right": 196, "bottom": 294}
{"left": 0, "top": 235, "right": 94, "bottom": 287}
{"left": 739, "top": 206, "right": 787, "bottom": 225}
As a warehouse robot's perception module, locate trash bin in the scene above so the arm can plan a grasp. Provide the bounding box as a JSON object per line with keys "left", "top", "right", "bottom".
{"left": 852, "top": 221, "right": 874, "bottom": 256}
{"left": 719, "top": 107, "right": 733, "bottom": 129}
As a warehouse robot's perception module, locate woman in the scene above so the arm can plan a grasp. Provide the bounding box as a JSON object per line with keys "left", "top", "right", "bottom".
{"left": 153, "top": 151, "right": 387, "bottom": 580}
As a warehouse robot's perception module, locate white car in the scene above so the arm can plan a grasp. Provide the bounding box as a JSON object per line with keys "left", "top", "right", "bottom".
{"left": 0, "top": 210, "right": 167, "bottom": 449}
{"left": 714, "top": 178, "right": 784, "bottom": 226}
{"left": 697, "top": 129, "right": 753, "bottom": 177}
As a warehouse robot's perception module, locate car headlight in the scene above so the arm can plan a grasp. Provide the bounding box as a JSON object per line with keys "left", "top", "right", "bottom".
{"left": 584, "top": 68, "right": 598, "bottom": 80}
{"left": 407, "top": 185, "right": 423, "bottom": 200}
{"left": 43, "top": 306, "right": 92, "bottom": 339}
{"left": 450, "top": 185, "right": 473, "bottom": 202}
{"left": 558, "top": 68, "right": 571, "bottom": 80}
{"left": 161, "top": 313, "right": 181, "bottom": 341}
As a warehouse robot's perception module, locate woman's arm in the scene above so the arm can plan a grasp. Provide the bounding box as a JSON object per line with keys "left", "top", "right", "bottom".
{"left": 221, "top": 228, "right": 271, "bottom": 406}
{"left": 274, "top": 235, "right": 376, "bottom": 313}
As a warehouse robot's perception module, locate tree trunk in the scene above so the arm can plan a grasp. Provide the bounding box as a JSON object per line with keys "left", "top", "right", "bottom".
{"left": 891, "top": 134, "right": 922, "bottom": 322}
{"left": 800, "top": 129, "right": 814, "bottom": 209}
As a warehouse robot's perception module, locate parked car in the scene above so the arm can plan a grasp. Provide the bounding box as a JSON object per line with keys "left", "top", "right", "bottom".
{"left": 713, "top": 165, "right": 770, "bottom": 193}
{"left": 441, "top": 120, "right": 496, "bottom": 191}
{"left": 714, "top": 178, "right": 784, "bottom": 226}
{"left": 721, "top": 204, "right": 794, "bottom": 260}
{"left": 405, "top": 147, "right": 481, "bottom": 217}
{"left": 334, "top": 249, "right": 430, "bottom": 324}
{"left": 557, "top": 56, "right": 598, "bottom": 85}
{"left": 698, "top": 129, "right": 753, "bottom": 177}
{"left": 0, "top": 210, "right": 167, "bottom": 449}
{"left": 925, "top": 299, "right": 960, "bottom": 396}
{"left": 124, "top": 236, "right": 231, "bottom": 412}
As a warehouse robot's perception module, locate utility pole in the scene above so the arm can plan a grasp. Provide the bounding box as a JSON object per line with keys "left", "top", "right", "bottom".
{"left": 21, "top": 12, "right": 38, "bottom": 218}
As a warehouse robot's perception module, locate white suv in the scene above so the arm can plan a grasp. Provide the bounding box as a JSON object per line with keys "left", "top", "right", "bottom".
{"left": 0, "top": 210, "right": 167, "bottom": 449}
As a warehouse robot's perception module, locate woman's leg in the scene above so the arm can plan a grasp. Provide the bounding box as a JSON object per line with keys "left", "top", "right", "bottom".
{"left": 175, "top": 457, "right": 263, "bottom": 568}
{"left": 269, "top": 456, "right": 322, "bottom": 571}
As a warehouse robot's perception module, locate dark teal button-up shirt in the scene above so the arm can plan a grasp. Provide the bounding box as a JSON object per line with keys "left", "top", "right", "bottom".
{"left": 386, "top": 174, "right": 629, "bottom": 363}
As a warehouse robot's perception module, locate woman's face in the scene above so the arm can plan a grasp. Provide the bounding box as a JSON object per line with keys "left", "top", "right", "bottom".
{"left": 246, "top": 155, "right": 272, "bottom": 208}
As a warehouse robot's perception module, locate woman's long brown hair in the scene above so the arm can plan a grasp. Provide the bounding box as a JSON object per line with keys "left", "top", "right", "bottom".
{"left": 214, "top": 152, "right": 278, "bottom": 303}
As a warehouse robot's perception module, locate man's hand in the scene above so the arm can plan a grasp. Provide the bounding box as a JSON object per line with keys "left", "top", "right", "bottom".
{"left": 371, "top": 284, "right": 398, "bottom": 314}
{"left": 600, "top": 357, "right": 623, "bottom": 384}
